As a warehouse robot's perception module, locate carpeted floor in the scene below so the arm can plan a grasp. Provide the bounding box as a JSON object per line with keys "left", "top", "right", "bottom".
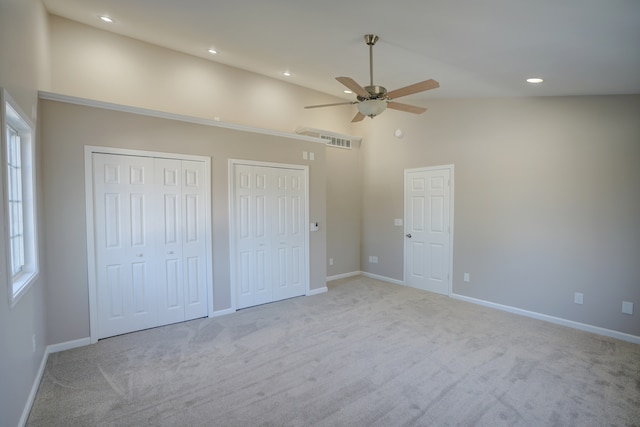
{"left": 28, "top": 276, "right": 640, "bottom": 426}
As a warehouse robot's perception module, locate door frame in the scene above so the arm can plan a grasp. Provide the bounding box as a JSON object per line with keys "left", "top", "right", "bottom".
{"left": 84, "top": 146, "right": 213, "bottom": 343}
{"left": 228, "top": 159, "right": 310, "bottom": 311}
{"left": 403, "top": 164, "right": 455, "bottom": 296}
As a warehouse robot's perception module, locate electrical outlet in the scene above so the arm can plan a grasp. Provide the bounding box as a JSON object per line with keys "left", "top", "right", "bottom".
{"left": 369, "top": 256, "right": 378, "bottom": 264}
{"left": 574, "top": 292, "right": 584, "bottom": 305}
{"left": 463, "top": 273, "right": 470, "bottom": 283}
{"left": 622, "top": 301, "right": 633, "bottom": 315}
{"left": 329, "top": 258, "right": 333, "bottom": 266}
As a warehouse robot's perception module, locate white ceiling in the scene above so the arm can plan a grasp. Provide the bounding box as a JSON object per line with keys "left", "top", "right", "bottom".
{"left": 42, "top": 0, "right": 640, "bottom": 102}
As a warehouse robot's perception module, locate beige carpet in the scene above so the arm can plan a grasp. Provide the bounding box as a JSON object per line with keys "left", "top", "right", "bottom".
{"left": 28, "top": 276, "right": 640, "bottom": 426}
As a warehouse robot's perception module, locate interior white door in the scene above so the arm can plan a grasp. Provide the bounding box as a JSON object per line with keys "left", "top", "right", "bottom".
{"left": 179, "top": 160, "right": 209, "bottom": 320}
{"left": 235, "top": 165, "right": 273, "bottom": 309}
{"left": 155, "top": 159, "right": 208, "bottom": 326}
{"left": 233, "top": 163, "right": 307, "bottom": 309}
{"left": 271, "top": 169, "right": 306, "bottom": 301}
{"left": 93, "top": 153, "right": 210, "bottom": 339}
{"left": 93, "top": 153, "right": 158, "bottom": 338}
{"left": 404, "top": 166, "right": 452, "bottom": 295}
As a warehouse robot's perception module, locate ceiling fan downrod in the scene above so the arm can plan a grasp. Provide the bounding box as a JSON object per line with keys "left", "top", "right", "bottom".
{"left": 364, "top": 34, "right": 379, "bottom": 87}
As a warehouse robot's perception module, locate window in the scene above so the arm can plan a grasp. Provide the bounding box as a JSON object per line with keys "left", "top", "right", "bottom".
{"left": 2, "top": 89, "right": 38, "bottom": 306}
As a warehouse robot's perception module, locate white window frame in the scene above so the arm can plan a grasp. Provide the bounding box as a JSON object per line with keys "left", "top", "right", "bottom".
{"left": 1, "top": 89, "right": 39, "bottom": 307}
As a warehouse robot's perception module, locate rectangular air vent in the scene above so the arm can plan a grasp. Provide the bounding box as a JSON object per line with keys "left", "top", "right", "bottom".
{"left": 295, "top": 127, "right": 362, "bottom": 150}
{"left": 320, "top": 134, "right": 351, "bottom": 149}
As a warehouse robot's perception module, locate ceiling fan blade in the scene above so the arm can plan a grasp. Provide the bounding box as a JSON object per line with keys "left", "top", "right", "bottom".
{"left": 336, "top": 77, "right": 370, "bottom": 98}
{"left": 386, "top": 79, "right": 440, "bottom": 100}
{"left": 386, "top": 101, "right": 427, "bottom": 114}
{"left": 304, "top": 101, "right": 356, "bottom": 109}
{"left": 351, "top": 111, "right": 366, "bottom": 122}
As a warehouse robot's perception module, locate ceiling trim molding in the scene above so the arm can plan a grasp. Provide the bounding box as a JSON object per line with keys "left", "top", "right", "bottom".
{"left": 38, "top": 91, "right": 327, "bottom": 144}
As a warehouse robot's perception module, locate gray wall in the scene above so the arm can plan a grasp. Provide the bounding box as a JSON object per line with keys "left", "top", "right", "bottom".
{"left": 0, "top": 0, "right": 50, "bottom": 426}
{"left": 354, "top": 96, "right": 640, "bottom": 336}
{"left": 40, "top": 100, "right": 328, "bottom": 344}
{"left": 49, "top": 15, "right": 363, "bottom": 283}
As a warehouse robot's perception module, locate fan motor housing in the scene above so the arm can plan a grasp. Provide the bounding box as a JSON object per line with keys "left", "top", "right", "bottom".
{"left": 358, "top": 85, "right": 387, "bottom": 101}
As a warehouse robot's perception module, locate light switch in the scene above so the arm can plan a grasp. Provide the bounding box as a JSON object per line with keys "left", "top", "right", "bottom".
{"left": 394, "top": 218, "right": 403, "bottom": 226}
{"left": 303, "top": 151, "right": 308, "bottom": 160}
{"left": 310, "top": 152, "right": 315, "bottom": 161}
{"left": 622, "top": 301, "right": 633, "bottom": 315}
{"left": 574, "top": 292, "right": 584, "bottom": 305}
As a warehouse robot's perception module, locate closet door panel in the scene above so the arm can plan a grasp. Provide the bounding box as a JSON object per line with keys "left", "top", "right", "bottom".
{"left": 156, "top": 158, "right": 185, "bottom": 326}
{"left": 181, "top": 160, "right": 208, "bottom": 320}
{"left": 94, "top": 154, "right": 158, "bottom": 339}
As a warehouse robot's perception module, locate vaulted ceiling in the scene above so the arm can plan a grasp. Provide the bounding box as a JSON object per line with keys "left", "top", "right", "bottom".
{"left": 43, "top": 0, "right": 640, "bottom": 102}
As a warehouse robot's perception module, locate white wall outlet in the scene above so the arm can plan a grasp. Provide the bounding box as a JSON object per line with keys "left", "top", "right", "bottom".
{"left": 32, "top": 334, "right": 36, "bottom": 353}
{"left": 329, "top": 257, "right": 333, "bottom": 266}
{"left": 622, "top": 301, "right": 633, "bottom": 315}
{"left": 303, "top": 151, "right": 308, "bottom": 160}
{"left": 369, "top": 256, "right": 378, "bottom": 264}
{"left": 463, "top": 273, "right": 470, "bottom": 283}
{"left": 394, "top": 218, "right": 403, "bottom": 226}
{"left": 574, "top": 292, "right": 584, "bottom": 305}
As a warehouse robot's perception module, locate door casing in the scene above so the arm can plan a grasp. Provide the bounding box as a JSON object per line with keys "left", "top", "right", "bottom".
{"left": 403, "top": 164, "right": 454, "bottom": 295}
{"left": 85, "top": 146, "right": 213, "bottom": 343}
{"left": 228, "top": 159, "right": 310, "bottom": 311}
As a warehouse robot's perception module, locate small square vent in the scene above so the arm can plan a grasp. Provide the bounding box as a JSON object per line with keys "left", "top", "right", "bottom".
{"left": 295, "top": 127, "right": 361, "bottom": 150}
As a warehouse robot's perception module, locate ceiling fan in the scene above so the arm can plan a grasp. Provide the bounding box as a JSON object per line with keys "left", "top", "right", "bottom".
{"left": 305, "top": 34, "right": 439, "bottom": 122}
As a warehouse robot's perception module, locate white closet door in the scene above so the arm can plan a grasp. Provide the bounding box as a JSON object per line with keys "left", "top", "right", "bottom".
{"left": 155, "top": 158, "right": 185, "bottom": 326}
{"left": 94, "top": 153, "right": 159, "bottom": 339}
{"left": 151, "top": 158, "right": 209, "bottom": 326}
{"left": 271, "top": 168, "right": 306, "bottom": 301}
{"left": 180, "top": 160, "right": 208, "bottom": 320}
{"left": 235, "top": 165, "right": 273, "bottom": 309}
{"left": 233, "top": 163, "right": 306, "bottom": 309}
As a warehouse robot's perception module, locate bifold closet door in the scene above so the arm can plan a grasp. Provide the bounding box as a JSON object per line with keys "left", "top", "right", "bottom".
{"left": 155, "top": 158, "right": 208, "bottom": 326}
{"left": 93, "top": 154, "right": 209, "bottom": 339}
{"left": 234, "top": 164, "right": 306, "bottom": 309}
{"left": 93, "top": 153, "right": 159, "bottom": 339}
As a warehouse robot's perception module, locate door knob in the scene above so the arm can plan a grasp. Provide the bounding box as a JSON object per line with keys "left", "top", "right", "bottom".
{"left": 406, "top": 234, "right": 412, "bottom": 238}
{"left": 167, "top": 251, "right": 174, "bottom": 255}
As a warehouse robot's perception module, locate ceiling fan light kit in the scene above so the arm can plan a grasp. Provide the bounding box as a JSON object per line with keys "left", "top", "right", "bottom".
{"left": 305, "top": 34, "right": 439, "bottom": 122}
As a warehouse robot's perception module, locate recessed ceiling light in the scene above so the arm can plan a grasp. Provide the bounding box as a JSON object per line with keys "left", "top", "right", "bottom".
{"left": 207, "top": 48, "right": 217, "bottom": 55}
{"left": 99, "top": 16, "right": 114, "bottom": 23}
{"left": 526, "top": 77, "right": 544, "bottom": 84}
{"left": 283, "top": 71, "right": 292, "bottom": 77}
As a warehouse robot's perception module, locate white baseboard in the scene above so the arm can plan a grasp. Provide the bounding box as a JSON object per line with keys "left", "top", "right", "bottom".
{"left": 19, "top": 349, "right": 48, "bottom": 427}
{"left": 360, "top": 271, "right": 405, "bottom": 286}
{"left": 326, "top": 271, "right": 361, "bottom": 282}
{"left": 47, "top": 337, "right": 91, "bottom": 354}
{"left": 210, "top": 307, "right": 236, "bottom": 317}
{"left": 451, "top": 293, "right": 640, "bottom": 345}
{"left": 307, "top": 286, "right": 328, "bottom": 296}
{"left": 19, "top": 337, "right": 92, "bottom": 426}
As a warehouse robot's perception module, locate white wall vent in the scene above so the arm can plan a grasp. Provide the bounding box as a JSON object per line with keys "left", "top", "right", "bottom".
{"left": 295, "top": 127, "right": 362, "bottom": 150}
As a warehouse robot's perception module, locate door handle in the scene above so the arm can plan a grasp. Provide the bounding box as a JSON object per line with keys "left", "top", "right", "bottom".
{"left": 136, "top": 253, "right": 144, "bottom": 257}
{"left": 406, "top": 234, "right": 412, "bottom": 238}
